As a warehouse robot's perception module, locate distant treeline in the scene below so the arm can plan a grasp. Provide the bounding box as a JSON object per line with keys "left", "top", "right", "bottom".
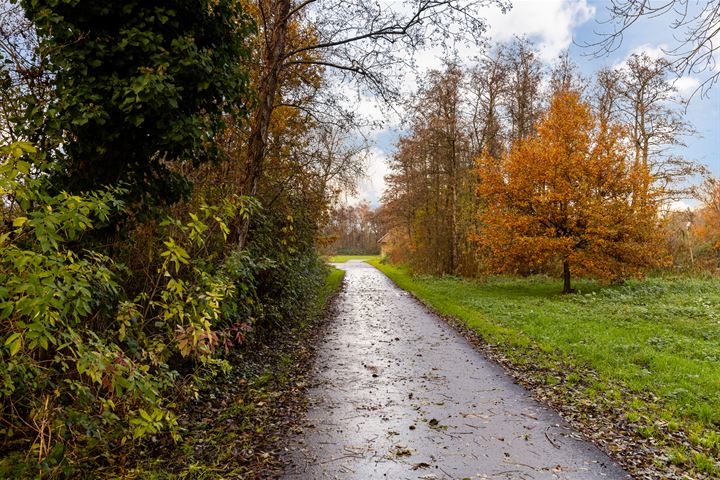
{"left": 321, "top": 202, "right": 382, "bottom": 255}
{"left": 376, "top": 39, "right": 718, "bottom": 284}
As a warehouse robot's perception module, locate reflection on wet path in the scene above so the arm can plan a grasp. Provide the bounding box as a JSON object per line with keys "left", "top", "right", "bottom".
{"left": 282, "top": 261, "right": 629, "bottom": 479}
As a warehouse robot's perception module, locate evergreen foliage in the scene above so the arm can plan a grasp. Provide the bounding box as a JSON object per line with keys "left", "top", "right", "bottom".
{"left": 19, "top": 0, "right": 254, "bottom": 207}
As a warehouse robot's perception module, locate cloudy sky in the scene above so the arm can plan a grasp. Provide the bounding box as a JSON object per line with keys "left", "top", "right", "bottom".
{"left": 349, "top": 0, "right": 720, "bottom": 209}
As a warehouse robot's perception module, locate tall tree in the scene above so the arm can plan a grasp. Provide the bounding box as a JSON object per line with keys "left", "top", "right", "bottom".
{"left": 20, "top": 0, "right": 254, "bottom": 207}
{"left": 426, "top": 64, "right": 466, "bottom": 273}
{"left": 467, "top": 47, "right": 507, "bottom": 159}
{"left": 476, "top": 91, "right": 666, "bottom": 293}
{"left": 594, "top": 67, "right": 622, "bottom": 126}
{"left": 614, "top": 53, "right": 703, "bottom": 200}
{"left": 692, "top": 177, "right": 720, "bottom": 269}
{"left": 382, "top": 135, "right": 423, "bottom": 263}
{"left": 238, "top": 0, "right": 508, "bottom": 247}
{"left": 502, "top": 38, "right": 543, "bottom": 143}
{"left": 383, "top": 65, "right": 472, "bottom": 274}
{"left": 548, "top": 50, "right": 584, "bottom": 95}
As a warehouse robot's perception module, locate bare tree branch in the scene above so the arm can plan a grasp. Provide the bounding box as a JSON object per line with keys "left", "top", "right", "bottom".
{"left": 580, "top": 0, "right": 720, "bottom": 98}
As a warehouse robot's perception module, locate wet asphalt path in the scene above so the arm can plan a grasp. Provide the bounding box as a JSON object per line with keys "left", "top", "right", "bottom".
{"left": 281, "top": 261, "right": 630, "bottom": 479}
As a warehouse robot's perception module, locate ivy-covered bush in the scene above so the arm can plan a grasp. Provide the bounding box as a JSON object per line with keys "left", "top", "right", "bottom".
{"left": 19, "top": 0, "right": 254, "bottom": 208}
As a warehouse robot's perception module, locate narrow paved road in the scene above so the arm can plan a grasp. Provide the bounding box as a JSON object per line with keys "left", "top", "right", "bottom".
{"left": 282, "top": 261, "right": 630, "bottom": 479}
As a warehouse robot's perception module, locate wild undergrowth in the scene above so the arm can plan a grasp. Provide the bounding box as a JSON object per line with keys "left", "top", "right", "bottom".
{"left": 0, "top": 143, "right": 331, "bottom": 478}
{"left": 118, "top": 267, "right": 344, "bottom": 479}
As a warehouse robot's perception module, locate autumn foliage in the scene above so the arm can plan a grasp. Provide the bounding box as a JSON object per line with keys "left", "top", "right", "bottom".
{"left": 475, "top": 91, "right": 667, "bottom": 293}
{"left": 691, "top": 178, "right": 720, "bottom": 269}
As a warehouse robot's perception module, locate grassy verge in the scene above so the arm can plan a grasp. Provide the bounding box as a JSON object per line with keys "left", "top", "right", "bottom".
{"left": 121, "top": 266, "right": 345, "bottom": 479}
{"left": 318, "top": 267, "right": 345, "bottom": 307}
{"left": 369, "top": 259, "right": 720, "bottom": 478}
{"left": 327, "top": 254, "right": 380, "bottom": 263}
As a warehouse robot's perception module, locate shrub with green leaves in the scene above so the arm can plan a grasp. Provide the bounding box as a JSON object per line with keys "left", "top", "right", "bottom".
{"left": 0, "top": 142, "right": 250, "bottom": 476}
{"left": 0, "top": 141, "right": 330, "bottom": 477}
{"left": 0, "top": 143, "right": 179, "bottom": 474}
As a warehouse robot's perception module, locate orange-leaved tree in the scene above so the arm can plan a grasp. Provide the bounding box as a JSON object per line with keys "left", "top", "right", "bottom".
{"left": 692, "top": 178, "right": 720, "bottom": 269}
{"left": 475, "top": 90, "right": 667, "bottom": 293}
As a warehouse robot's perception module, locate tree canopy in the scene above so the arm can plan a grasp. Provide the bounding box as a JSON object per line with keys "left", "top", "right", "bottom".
{"left": 475, "top": 90, "right": 667, "bottom": 292}
{"left": 20, "top": 0, "right": 255, "bottom": 207}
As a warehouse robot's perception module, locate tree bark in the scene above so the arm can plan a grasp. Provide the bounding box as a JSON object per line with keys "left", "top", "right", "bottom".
{"left": 562, "top": 258, "right": 573, "bottom": 294}
{"left": 238, "top": 0, "right": 291, "bottom": 249}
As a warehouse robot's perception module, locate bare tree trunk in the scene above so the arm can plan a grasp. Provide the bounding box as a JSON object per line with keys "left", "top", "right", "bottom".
{"left": 562, "top": 258, "right": 573, "bottom": 294}
{"left": 238, "top": 0, "right": 291, "bottom": 249}
{"left": 449, "top": 130, "right": 458, "bottom": 275}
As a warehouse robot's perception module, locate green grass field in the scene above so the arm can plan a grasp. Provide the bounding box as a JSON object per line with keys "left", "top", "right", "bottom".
{"left": 369, "top": 260, "right": 720, "bottom": 475}
{"left": 319, "top": 266, "right": 345, "bottom": 307}
{"left": 327, "top": 254, "right": 380, "bottom": 263}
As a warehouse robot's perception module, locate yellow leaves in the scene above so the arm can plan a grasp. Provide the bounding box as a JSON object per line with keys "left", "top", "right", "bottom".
{"left": 116, "top": 301, "right": 140, "bottom": 341}
{"left": 691, "top": 179, "right": 720, "bottom": 260}
{"left": 0, "top": 141, "right": 36, "bottom": 160}
{"left": 161, "top": 237, "right": 190, "bottom": 273}
{"left": 4, "top": 332, "right": 23, "bottom": 356}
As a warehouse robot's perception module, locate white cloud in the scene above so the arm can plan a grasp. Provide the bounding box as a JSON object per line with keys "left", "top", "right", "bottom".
{"left": 612, "top": 43, "right": 668, "bottom": 70}
{"left": 346, "top": 89, "right": 386, "bottom": 124}
{"left": 412, "top": 1, "right": 596, "bottom": 76}
{"left": 674, "top": 76, "right": 701, "bottom": 97}
{"left": 668, "top": 199, "right": 700, "bottom": 212}
{"left": 484, "top": 0, "right": 595, "bottom": 62}
{"left": 348, "top": 147, "right": 389, "bottom": 206}
{"left": 629, "top": 43, "right": 668, "bottom": 61}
